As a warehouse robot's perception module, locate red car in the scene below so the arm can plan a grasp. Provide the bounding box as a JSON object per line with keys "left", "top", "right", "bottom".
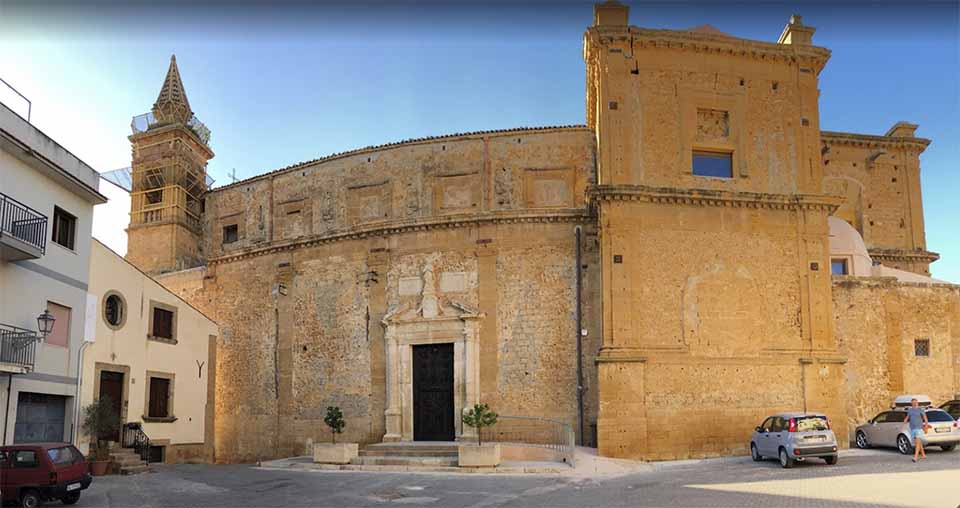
{"left": 0, "top": 443, "right": 92, "bottom": 507}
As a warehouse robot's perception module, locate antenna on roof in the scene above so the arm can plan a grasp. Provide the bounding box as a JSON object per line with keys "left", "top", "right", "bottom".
{"left": 228, "top": 168, "right": 238, "bottom": 183}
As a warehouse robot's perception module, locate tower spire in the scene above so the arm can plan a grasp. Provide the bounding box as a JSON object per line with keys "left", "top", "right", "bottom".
{"left": 152, "top": 54, "right": 193, "bottom": 124}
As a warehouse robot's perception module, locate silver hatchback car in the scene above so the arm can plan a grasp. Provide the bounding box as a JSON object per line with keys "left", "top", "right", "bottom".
{"left": 855, "top": 408, "right": 959, "bottom": 454}
{"left": 750, "top": 412, "right": 839, "bottom": 468}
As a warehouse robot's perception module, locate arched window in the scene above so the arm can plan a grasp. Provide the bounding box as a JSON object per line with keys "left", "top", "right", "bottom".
{"left": 103, "top": 292, "right": 126, "bottom": 329}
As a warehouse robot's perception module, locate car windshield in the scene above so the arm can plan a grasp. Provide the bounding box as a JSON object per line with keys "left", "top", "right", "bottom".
{"left": 47, "top": 446, "right": 77, "bottom": 465}
{"left": 796, "top": 416, "right": 830, "bottom": 432}
{"left": 926, "top": 410, "right": 954, "bottom": 423}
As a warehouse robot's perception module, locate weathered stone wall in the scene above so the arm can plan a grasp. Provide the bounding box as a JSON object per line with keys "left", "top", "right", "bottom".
{"left": 834, "top": 277, "right": 960, "bottom": 440}
{"left": 155, "top": 127, "right": 600, "bottom": 462}
{"left": 202, "top": 127, "right": 593, "bottom": 260}
{"left": 822, "top": 132, "right": 934, "bottom": 275}
{"left": 586, "top": 12, "right": 846, "bottom": 460}
{"left": 593, "top": 197, "right": 845, "bottom": 460}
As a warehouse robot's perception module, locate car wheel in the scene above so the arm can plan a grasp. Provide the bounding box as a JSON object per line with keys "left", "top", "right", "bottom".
{"left": 20, "top": 489, "right": 41, "bottom": 508}
{"left": 896, "top": 434, "right": 913, "bottom": 455}
{"left": 750, "top": 443, "right": 762, "bottom": 462}
{"left": 778, "top": 448, "right": 794, "bottom": 469}
{"left": 855, "top": 431, "right": 870, "bottom": 449}
{"left": 824, "top": 455, "right": 838, "bottom": 465}
{"left": 940, "top": 444, "right": 957, "bottom": 452}
{"left": 62, "top": 491, "right": 81, "bottom": 505}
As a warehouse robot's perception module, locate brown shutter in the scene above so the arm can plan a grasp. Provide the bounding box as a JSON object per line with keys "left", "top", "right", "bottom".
{"left": 153, "top": 309, "right": 173, "bottom": 339}
{"left": 148, "top": 378, "right": 170, "bottom": 417}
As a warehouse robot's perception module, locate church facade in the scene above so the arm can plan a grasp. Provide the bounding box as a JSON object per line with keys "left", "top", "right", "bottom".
{"left": 124, "top": 2, "right": 959, "bottom": 463}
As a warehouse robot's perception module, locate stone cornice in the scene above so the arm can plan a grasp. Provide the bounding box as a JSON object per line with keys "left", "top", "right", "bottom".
{"left": 867, "top": 247, "right": 940, "bottom": 264}
{"left": 821, "top": 131, "right": 930, "bottom": 153}
{"left": 586, "top": 26, "right": 831, "bottom": 72}
{"left": 587, "top": 184, "right": 842, "bottom": 212}
{"left": 209, "top": 208, "right": 593, "bottom": 266}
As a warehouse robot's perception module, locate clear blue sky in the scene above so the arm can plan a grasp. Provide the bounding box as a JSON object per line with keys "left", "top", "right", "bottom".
{"left": 1, "top": 1, "right": 957, "bottom": 281}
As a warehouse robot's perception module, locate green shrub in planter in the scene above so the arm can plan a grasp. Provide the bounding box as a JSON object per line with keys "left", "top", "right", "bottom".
{"left": 324, "top": 406, "right": 345, "bottom": 444}
{"left": 462, "top": 403, "right": 498, "bottom": 446}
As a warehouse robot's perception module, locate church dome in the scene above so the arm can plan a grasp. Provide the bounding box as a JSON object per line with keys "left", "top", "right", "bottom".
{"left": 828, "top": 216, "right": 872, "bottom": 276}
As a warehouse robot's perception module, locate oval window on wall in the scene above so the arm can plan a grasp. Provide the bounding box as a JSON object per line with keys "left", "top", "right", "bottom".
{"left": 103, "top": 292, "right": 126, "bottom": 330}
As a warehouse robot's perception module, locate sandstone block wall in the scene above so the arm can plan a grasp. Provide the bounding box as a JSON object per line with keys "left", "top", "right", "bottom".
{"left": 822, "top": 133, "right": 934, "bottom": 275}
{"left": 154, "top": 127, "right": 601, "bottom": 462}
{"left": 834, "top": 277, "right": 960, "bottom": 439}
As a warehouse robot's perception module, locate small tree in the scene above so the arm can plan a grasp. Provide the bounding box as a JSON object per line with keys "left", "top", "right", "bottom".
{"left": 324, "top": 406, "right": 345, "bottom": 444}
{"left": 81, "top": 395, "right": 121, "bottom": 460}
{"left": 462, "top": 403, "right": 498, "bottom": 446}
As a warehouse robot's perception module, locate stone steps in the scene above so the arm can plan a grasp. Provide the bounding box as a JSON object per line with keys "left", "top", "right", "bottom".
{"left": 351, "top": 455, "right": 459, "bottom": 467}
{"left": 109, "top": 449, "right": 150, "bottom": 475}
{"left": 354, "top": 442, "right": 461, "bottom": 466}
{"left": 359, "top": 449, "right": 458, "bottom": 457}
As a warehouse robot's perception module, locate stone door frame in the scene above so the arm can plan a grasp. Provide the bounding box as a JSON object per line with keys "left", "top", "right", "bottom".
{"left": 382, "top": 310, "right": 481, "bottom": 442}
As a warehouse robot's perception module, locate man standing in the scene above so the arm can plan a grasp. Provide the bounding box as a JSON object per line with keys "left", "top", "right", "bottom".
{"left": 903, "top": 398, "right": 929, "bottom": 462}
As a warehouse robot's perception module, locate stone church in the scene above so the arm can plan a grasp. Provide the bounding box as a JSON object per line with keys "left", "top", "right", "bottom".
{"left": 124, "top": 2, "right": 959, "bottom": 462}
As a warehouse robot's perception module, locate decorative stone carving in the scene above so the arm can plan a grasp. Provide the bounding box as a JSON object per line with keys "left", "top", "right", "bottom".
{"left": 696, "top": 108, "right": 730, "bottom": 141}
{"left": 381, "top": 298, "right": 483, "bottom": 443}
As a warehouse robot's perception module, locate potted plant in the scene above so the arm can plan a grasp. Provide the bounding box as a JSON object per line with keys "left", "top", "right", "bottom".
{"left": 459, "top": 403, "right": 501, "bottom": 467}
{"left": 81, "top": 395, "right": 121, "bottom": 476}
{"left": 313, "top": 406, "right": 358, "bottom": 464}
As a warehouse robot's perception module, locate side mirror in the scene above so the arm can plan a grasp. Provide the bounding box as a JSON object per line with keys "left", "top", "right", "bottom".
{"left": 755, "top": 426, "right": 764, "bottom": 433}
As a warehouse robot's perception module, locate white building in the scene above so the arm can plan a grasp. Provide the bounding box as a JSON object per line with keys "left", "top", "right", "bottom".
{"left": 0, "top": 101, "right": 106, "bottom": 444}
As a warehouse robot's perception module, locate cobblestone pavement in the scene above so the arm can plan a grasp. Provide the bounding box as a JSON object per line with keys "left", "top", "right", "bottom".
{"left": 77, "top": 448, "right": 958, "bottom": 508}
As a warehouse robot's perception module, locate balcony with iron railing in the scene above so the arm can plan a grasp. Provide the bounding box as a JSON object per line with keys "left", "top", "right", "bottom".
{"left": 0, "top": 324, "right": 38, "bottom": 373}
{"left": 0, "top": 191, "right": 47, "bottom": 261}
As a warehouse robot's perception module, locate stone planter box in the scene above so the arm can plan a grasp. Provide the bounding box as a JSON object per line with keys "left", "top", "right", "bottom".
{"left": 458, "top": 443, "right": 501, "bottom": 467}
{"left": 313, "top": 443, "right": 358, "bottom": 464}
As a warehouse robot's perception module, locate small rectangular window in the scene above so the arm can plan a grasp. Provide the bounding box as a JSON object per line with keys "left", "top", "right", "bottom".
{"left": 152, "top": 308, "right": 174, "bottom": 339}
{"left": 223, "top": 224, "right": 238, "bottom": 244}
{"left": 831, "top": 259, "right": 849, "bottom": 275}
{"left": 52, "top": 206, "right": 76, "bottom": 250}
{"left": 148, "top": 377, "right": 171, "bottom": 418}
{"left": 915, "top": 339, "right": 930, "bottom": 357}
{"left": 692, "top": 151, "right": 733, "bottom": 178}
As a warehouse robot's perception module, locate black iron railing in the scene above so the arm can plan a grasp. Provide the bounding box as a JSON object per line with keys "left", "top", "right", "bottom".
{"left": 122, "top": 422, "right": 151, "bottom": 462}
{"left": 0, "top": 324, "right": 37, "bottom": 369}
{"left": 0, "top": 192, "right": 47, "bottom": 254}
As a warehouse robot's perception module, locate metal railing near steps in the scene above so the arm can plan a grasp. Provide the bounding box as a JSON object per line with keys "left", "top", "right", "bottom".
{"left": 478, "top": 415, "right": 576, "bottom": 466}
{"left": 122, "top": 422, "right": 151, "bottom": 462}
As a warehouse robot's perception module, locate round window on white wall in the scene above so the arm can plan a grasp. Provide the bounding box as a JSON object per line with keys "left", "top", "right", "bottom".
{"left": 103, "top": 291, "right": 126, "bottom": 330}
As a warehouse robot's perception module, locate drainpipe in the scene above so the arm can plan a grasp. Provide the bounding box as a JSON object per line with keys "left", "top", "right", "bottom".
{"left": 574, "top": 226, "right": 584, "bottom": 446}
{"left": 3, "top": 372, "right": 12, "bottom": 445}
{"left": 72, "top": 341, "right": 92, "bottom": 445}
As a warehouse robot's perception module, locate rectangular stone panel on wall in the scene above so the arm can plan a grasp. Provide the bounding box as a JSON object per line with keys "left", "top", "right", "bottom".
{"left": 347, "top": 182, "right": 392, "bottom": 224}
{"left": 523, "top": 168, "right": 574, "bottom": 208}
{"left": 433, "top": 174, "right": 480, "bottom": 214}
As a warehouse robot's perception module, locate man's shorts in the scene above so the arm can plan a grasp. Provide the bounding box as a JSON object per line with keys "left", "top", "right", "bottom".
{"left": 911, "top": 428, "right": 924, "bottom": 439}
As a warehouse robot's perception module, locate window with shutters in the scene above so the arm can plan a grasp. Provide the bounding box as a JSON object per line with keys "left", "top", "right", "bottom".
{"left": 144, "top": 372, "right": 175, "bottom": 422}
{"left": 148, "top": 378, "right": 170, "bottom": 417}
{"left": 147, "top": 301, "right": 177, "bottom": 344}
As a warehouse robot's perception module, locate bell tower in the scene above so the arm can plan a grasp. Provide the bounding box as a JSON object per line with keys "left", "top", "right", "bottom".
{"left": 126, "top": 55, "right": 214, "bottom": 274}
